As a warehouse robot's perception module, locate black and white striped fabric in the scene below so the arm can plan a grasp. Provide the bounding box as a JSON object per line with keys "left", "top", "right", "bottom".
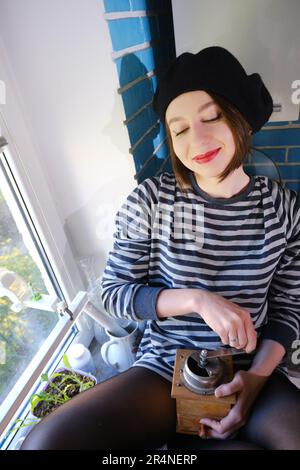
{"left": 100, "top": 172, "right": 300, "bottom": 381}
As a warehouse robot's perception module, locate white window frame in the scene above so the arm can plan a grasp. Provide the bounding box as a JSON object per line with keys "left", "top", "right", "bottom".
{"left": 0, "top": 292, "right": 96, "bottom": 449}
{"left": 0, "top": 130, "right": 92, "bottom": 440}
{"left": 0, "top": 133, "right": 84, "bottom": 304}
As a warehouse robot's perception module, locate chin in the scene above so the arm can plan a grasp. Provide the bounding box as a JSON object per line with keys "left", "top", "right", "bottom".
{"left": 195, "top": 168, "right": 224, "bottom": 179}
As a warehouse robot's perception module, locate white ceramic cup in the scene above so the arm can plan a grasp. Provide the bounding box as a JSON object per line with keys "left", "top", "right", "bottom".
{"left": 100, "top": 322, "right": 141, "bottom": 372}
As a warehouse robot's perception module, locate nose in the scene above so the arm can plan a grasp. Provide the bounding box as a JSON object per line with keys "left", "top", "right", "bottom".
{"left": 190, "top": 122, "right": 211, "bottom": 146}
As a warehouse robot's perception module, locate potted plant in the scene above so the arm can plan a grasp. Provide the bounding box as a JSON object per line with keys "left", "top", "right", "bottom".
{"left": 11, "top": 354, "right": 97, "bottom": 432}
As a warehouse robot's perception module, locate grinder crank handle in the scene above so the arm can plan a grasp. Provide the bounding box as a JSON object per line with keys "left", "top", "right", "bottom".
{"left": 199, "top": 347, "right": 250, "bottom": 364}
{"left": 207, "top": 347, "right": 249, "bottom": 359}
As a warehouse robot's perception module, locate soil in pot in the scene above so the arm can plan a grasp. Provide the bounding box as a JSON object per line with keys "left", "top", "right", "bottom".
{"left": 32, "top": 368, "right": 96, "bottom": 419}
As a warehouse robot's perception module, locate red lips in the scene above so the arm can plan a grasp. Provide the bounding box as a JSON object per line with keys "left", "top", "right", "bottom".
{"left": 193, "top": 148, "right": 221, "bottom": 160}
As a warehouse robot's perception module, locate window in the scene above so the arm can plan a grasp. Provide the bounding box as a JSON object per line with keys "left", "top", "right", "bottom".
{"left": 0, "top": 185, "right": 59, "bottom": 407}
{"left": 0, "top": 137, "right": 82, "bottom": 441}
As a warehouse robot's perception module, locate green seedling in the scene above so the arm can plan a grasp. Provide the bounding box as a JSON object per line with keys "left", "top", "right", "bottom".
{"left": 9, "top": 353, "right": 96, "bottom": 437}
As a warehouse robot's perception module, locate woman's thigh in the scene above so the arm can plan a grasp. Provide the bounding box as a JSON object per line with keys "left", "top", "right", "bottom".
{"left": 21, "top": 366, "right": 176, "bottom": 450}
{"left": 238, "top": 372, "right": 300, "bottom": 450}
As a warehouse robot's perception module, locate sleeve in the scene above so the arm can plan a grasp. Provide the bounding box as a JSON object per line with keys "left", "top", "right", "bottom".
{"left": 100, "top": 177, "right": 166, "bottom": 322}
{"left": 260, "top": 192, "right": 300, "bottom": 353}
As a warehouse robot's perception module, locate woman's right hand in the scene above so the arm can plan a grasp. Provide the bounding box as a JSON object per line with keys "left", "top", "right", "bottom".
{"left": 193, "top": 290, "right": 257, "bottom": 353}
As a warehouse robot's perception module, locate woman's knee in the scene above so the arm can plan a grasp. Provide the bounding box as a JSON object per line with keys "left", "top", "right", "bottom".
{"left": 240, "top": 373, "right": 300, "bottom": 450}
{"left": 20, "top": 423, "right": 56, "bottom": 450}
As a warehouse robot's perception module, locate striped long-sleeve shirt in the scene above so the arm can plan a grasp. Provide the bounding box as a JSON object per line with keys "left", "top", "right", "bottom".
{"left": 100, "top": 171, "right": 300, "bottom": 381}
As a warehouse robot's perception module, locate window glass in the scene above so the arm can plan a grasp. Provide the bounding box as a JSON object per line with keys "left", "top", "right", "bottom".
{"left": 0, "top": 161, "right": 59, "bottom": 409}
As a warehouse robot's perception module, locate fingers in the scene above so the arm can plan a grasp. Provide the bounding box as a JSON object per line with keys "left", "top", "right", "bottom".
{"left": 205, "top": 294, "right": 257, "bottom": 352}
{"left": 198, "top": 423, "right": 207, "bottom": 439}
{"left": 236, "top": 325, "right": 247, "bottom": 349}
{"left": 222, "top": 324, "right": 248, "bottom": 350}
{"left": 197, "top": 372, "right": 247, "bottom": 441}
{"left": 244, "top": 316, "right": 257, "bottom": 353}
{"left": 227, "top": 311, "right": 257, "bottom": 353}
{"left": 228, "top": 330, "right": 240, "bottom": 348}
{"left": 200, "top": 425, "right": 239, "bottom": 440}
{"left": 214, "top": 373, "right": 243, "bottom": 398}
{"left": 199, "top": 417, "right": 240, "bottom": 440}
{"left": 200, "top": 394, "right": 246, "bottom": 440}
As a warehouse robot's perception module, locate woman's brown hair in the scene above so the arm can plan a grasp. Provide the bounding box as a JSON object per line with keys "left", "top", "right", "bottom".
{"left": 165, "top": 91, "right": 252, "bottom": 192}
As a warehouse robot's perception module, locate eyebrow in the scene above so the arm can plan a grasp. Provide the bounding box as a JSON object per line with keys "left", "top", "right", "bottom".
{"left": 167, "top": 101, "right": 215, "bottom": 126}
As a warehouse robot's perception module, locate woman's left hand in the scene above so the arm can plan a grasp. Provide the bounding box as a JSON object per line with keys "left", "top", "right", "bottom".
{"left": 199, "top": 370, "right": 269, "bottom": 439}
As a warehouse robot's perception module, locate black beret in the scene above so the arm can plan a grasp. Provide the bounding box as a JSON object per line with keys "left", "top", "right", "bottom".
{"left": 152, "top": 46, "right": 273, "bottom": 134}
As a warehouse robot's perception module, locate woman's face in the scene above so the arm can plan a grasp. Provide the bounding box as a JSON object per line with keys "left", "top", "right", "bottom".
{"left": 166, "top": 90, "right": 236, "bottom": 180}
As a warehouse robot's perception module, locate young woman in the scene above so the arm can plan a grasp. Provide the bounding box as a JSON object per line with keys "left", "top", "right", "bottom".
{"left": 21, "top": 46, "right": 300, "bottom": 450}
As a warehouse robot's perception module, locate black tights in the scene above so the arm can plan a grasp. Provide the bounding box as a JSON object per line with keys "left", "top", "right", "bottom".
{"left": 21, "top": 367, "right": 300, "bottom": 450}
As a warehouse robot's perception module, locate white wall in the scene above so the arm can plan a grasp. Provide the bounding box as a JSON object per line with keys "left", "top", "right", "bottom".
{"left": 171, "top": 0, "right": 300, "bottom": 122}
{"left": 0, "top": 0, "right": 136, "bottom": 294}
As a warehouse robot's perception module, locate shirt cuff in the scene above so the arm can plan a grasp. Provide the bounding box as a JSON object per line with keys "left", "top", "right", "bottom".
{"left": 260, "top": 320, "right": 298, "bottom": 354}
{"left": 133, "top": 286, "right": 166, "bottom": 321}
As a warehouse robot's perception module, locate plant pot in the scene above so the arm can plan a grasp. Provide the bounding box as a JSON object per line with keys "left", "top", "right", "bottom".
{"left": 31, "top": 368, "right": 97, "bottom": 419}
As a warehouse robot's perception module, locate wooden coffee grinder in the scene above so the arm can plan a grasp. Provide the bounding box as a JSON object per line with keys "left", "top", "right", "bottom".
{"left": 171, "top": 347, "right": 244, "bottom": 435}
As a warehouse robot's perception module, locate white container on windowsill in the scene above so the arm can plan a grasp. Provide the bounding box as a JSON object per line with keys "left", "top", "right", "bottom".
{"left": 66, "top": 343, "right": 95, "bottom": 375}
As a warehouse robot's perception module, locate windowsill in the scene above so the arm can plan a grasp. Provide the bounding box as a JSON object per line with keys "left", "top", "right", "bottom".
{"left": 89, "top": 336, "right": 120, "bottom": 384}
{"left": 3, "top": 324, "right": 120, "bottom": 450}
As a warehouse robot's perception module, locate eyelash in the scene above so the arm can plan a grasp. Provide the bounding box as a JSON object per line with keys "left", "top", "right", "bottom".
{"left": 174, "top": 112, "right": 222, "bottom": 137}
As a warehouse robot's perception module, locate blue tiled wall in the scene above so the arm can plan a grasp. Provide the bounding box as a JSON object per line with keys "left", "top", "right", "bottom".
{"left": 103, "top": 1, "right": 300, "bottom": 192}
{"left": 103, "top": 0, "right": 175, "bottom": 183}
{"left": 244, "top": 120, "right": 300, "bottom": 192}
{"left": 103, "top": 0, "right": 157, "bottom": 12}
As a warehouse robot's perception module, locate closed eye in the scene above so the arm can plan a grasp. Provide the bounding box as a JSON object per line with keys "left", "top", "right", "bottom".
{"left": 174, "top": 128, "right": 187, "bottom": 137}
{"left": 203, "top": 112, "right": 222, "bottom": 123}
{"left": 174, "top": 112, "right": 222, "bottom": 137}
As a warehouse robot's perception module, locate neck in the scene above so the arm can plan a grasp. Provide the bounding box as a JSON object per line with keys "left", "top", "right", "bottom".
{"left": 194, "top": 167, "right": 250, "bottom": 199}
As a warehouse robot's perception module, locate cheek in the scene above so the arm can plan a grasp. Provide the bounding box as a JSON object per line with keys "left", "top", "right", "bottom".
{"left": 172, "top": 139, "right": 186, "bottom": 158}
{"left": 227, "top": 136, "right": 236, "bottom": 156}
{"left": 220, "top": 125, "right": 236, "bottom": 151}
